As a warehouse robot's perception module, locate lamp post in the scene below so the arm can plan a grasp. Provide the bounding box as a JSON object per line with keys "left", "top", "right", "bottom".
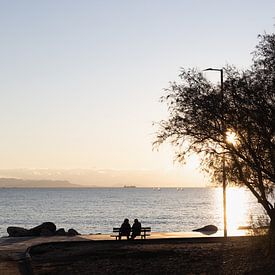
{"left": 203, "top": 68, "right": 227, "bottom": 238}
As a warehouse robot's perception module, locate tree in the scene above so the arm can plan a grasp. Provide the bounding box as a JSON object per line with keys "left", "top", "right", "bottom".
{"left": 155, "top": 33, "right": 275, "bottom": 242}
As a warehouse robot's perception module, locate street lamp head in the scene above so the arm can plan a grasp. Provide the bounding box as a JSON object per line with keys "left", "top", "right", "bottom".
{"left": 203, "top": 68, "right": 214, "bottom": 71}
{"left": 203, "top": 68, "right": 222, "bottom": 72}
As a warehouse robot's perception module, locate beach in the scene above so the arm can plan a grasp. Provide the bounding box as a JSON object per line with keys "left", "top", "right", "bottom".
{"left": 0, "top": 233, "right": 274, "bottom": 274}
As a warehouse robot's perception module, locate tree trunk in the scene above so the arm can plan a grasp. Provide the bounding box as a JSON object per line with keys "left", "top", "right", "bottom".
{"left": 268, "top": 209, "right": 275, "bottom": 252}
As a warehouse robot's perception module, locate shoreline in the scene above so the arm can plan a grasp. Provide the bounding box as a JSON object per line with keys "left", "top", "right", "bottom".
{"left": 0, "top": 228, "right": 249, "bottom": 240}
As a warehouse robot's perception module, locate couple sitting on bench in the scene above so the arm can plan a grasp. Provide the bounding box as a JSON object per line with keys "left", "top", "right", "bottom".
{"left": 119, "top": 218, "right": 141, "bottom": 240}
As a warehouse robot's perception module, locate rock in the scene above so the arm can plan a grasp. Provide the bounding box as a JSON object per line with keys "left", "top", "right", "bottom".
{"left": 29, "top": 222, "right": 56, "bottom": 236}
{"left": 7, "top": 223, "right": 82, "bottom": 238}
{"left": 7, "top": 226, "right": 31, "bottom": 237}
{"left": 192, "top": 225, "right": 218, "bottom": 233}
{"left": 40, "top": 228, "right": 55, "bottom": 236}
{"left": 56, "top": 228, "right": 67, "bottom": 236}
{"left": 67, "top": 228, "right": 80, "bottom": 236}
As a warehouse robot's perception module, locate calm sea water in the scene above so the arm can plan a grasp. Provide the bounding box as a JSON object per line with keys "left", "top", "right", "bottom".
{"left": 0, "top": 187, "right": 265, "bottom": 237}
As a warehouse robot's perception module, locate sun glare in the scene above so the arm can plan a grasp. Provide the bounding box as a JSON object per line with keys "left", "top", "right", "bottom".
{"left": 226, "top": 130, "right": 238, "bottom": 145}
{"left": 215, "top": 187, "right": 251, "bottom": 236}
{"left": 226, "top": 188, "right": 249, "bottom": 235}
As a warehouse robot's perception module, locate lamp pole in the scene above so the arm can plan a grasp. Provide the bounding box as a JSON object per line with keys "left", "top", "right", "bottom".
{"left": 203, "top": 68, "right": 227, "bottom": 238}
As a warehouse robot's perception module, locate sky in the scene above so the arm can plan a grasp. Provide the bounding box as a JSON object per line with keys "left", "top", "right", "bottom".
{"left": 0, "top": 0, "right": 274, "bottom": 187}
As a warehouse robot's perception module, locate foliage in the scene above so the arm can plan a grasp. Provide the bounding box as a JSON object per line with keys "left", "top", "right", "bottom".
{"left": 247, "top": 214, "right": 269, "bottom": 236}
{"left": 155, "top": 33, "right": 275, "bottom": 221}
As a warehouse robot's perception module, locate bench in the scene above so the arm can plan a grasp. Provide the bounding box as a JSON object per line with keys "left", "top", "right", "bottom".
{"left": 111, "top": 227, "right": 151, "bottom": 240}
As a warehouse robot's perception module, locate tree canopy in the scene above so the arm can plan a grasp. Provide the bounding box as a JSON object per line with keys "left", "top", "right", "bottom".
{"left": 155, "top": 33, "right": 275, "bottom": 222}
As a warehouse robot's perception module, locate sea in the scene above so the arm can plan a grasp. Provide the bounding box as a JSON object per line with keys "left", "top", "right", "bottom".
{"left": 0, "top": 187, "right": 266, "bottom": 237}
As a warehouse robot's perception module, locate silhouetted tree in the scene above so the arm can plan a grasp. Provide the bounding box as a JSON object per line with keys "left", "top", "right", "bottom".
{"left": 155, "top": 33, "right": 275, "bottom": 244}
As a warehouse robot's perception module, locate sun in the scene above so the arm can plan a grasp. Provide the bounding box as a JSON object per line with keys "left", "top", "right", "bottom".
{"left": 226, "top": 130, "right": 238, "bottom": 146}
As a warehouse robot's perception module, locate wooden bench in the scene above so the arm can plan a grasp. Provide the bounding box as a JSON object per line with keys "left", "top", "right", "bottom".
{"left": 111, "top": 227, "right": 151, "bottom": 240}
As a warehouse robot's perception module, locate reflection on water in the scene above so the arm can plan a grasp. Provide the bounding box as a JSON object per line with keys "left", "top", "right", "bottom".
{"left": 214, "top": 187, "right": 266, "bottom": 236}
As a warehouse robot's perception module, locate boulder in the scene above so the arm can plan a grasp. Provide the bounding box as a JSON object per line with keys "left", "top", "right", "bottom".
{"left": 192, "top": 225, "right": 218, "bottom": 233}
{"left": 68, "top": 228, "right": 80, "bottom": 236}
{"left": 7, "top": 226, "right": 31, "bottom": 237}
{"left": 29, "top": 222, "right": 56, "bottom": 236}
{"left": 56, "top": 228, "right": 67, "bottom": 236}
{"left": 7, "top": 223, "right": 82, "bottom": 238}
{"left": 40, "top": 228, "right": 55, "bottom": 236}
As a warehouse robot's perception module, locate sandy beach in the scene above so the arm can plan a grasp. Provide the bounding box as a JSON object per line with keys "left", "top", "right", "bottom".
{"left": 0, "top": 233, "right": 274, "bottom": 274}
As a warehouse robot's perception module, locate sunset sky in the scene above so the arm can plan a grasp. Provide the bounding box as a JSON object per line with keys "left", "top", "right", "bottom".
{"left": 0, "top": 1, "right": 274, "bottom": 186}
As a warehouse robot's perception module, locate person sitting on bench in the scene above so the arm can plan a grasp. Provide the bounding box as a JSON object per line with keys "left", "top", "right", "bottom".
{"left": 131, "top": 218, "right": 141, "bottom": 239}
{"left": 119, "top": 218, "right": 131, "bottom": 240}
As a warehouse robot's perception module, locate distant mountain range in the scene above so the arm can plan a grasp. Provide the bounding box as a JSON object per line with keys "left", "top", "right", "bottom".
{"left": 0, "top": 168, "right": 207, "bottom": 187}
{"left": 0, "top": 178, "right": 81, "bottom": 188}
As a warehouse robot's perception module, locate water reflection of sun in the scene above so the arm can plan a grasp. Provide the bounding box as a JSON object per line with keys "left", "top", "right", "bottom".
{"left": 215, "top": 187, "right": 250, "bottom": 235}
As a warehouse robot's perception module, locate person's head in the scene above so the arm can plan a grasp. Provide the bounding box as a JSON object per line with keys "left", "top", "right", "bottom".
{"left": 134, "top": 219, "right": 138, "bottom": 223}
{"left": 124, "top": 218, "right": 129, "bottom": 223}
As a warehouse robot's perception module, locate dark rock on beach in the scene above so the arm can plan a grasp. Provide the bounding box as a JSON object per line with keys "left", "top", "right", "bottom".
{"left": 40, "top": 228, "right": 56, "bottom": 236}
{"left": 56, "top": 228, "right": 67, "bottom": 236}
{"left": 7, "top": 222, "right": 56, "bottom": 237}
{"left": 29, "top": 222, "right": 57, "bottom": 236}
{"left": 192, "top": 224, "right": 218, "bottom": 233}
{"left": 7, "top": 223, "right": 81, "bottom": 237}
{"left": 7, "top": 226, "right": 31, "bottom": 237}
{"left": 68, "top": 228, "right": 80, "bottom": 236}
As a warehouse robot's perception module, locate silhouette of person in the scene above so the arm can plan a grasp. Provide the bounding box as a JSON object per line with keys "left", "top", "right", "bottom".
{"left": 119, "top": 218, "right": 131, "bottom": 240}
{"left": 131, "top": 218, "right": 141, "bottom": 240}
